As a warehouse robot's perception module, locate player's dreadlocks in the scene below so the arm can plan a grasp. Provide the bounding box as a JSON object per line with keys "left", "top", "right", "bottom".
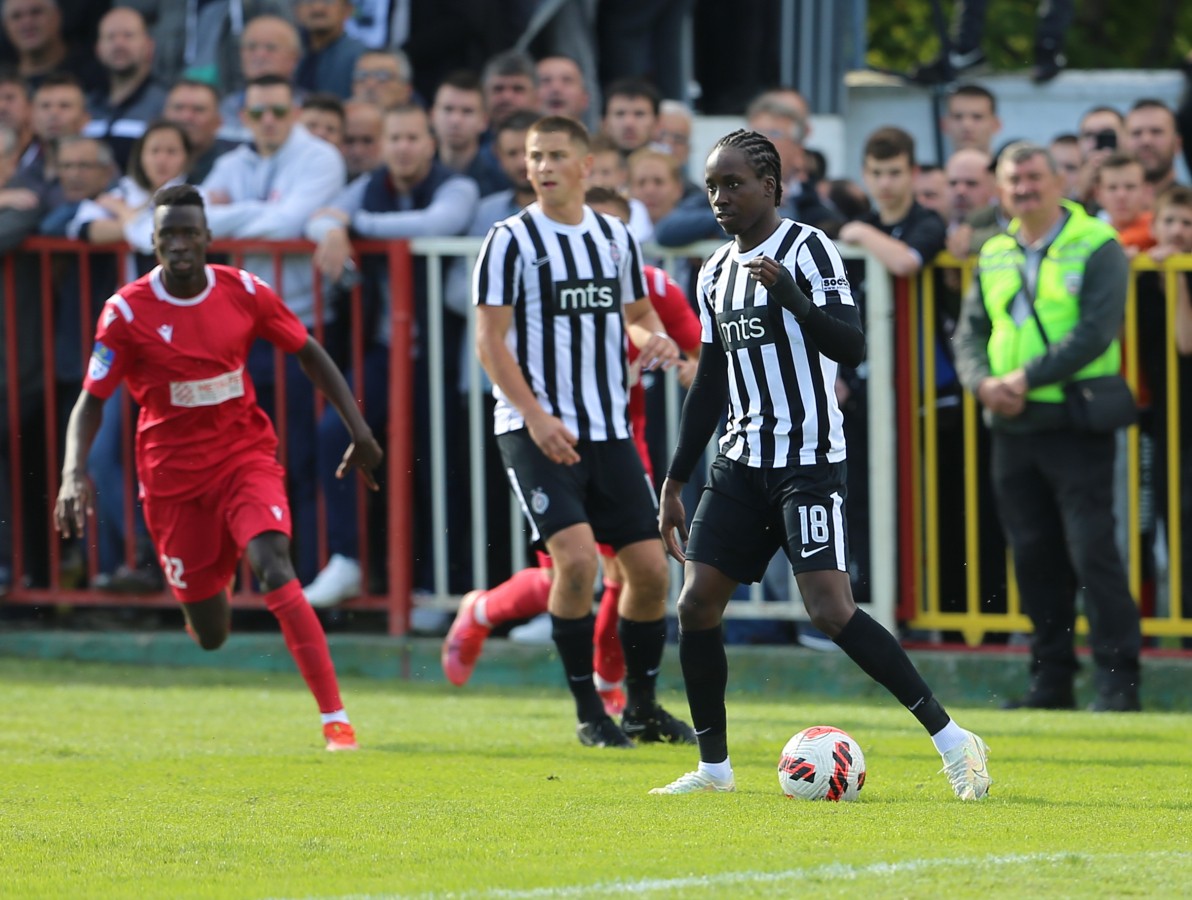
{"left": 713, "top": 129, "right": 784, "bottom": 207}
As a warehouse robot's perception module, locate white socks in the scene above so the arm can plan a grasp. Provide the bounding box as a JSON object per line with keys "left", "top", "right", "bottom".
{"left": 698, "top": 757, "right": 733, "bottom": 782}
{"left": 930, "top": 720, "right": 968, "bottom": 755}
{"left": 320, "top": 709, "right": 350, "bottom": 725}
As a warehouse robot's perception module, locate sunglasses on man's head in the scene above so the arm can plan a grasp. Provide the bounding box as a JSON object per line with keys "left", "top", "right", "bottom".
{"left": 246, "top": 105, "right": 291, "bottom": 121}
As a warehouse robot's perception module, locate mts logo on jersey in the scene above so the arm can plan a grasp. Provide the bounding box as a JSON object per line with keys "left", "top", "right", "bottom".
{"left": 716, "top": 306, "right": 773, "bottom": 350}
{"left": 552, "top": 278, "right": 620, "bottom": 315}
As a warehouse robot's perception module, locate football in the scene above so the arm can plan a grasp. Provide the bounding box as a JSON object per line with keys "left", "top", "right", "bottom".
{"left": 778, "top": 725, "right": 866, "bottom": 801}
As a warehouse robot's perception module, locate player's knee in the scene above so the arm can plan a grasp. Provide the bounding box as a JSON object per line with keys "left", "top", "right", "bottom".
{"left": 801, "top": 579, "right": 855, "bottom": 638}
{"left": 253, "top": 559, "right": 295, "bottom": 593}
{"left": 550, "top": 548, "right": 598, "bottom": 595}
{"left": 194, "top": 629, "right": 228, "bottom": 651}
{"left": 676, "top": 591, "right": 719, "bottom": 630}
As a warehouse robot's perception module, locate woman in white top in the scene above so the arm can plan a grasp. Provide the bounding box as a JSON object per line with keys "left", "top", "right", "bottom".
{"left": 83, "top": 120, "right": 195, "bottom": 276}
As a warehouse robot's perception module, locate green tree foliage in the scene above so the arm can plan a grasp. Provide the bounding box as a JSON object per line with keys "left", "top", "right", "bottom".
{"left": 868, "top": 0, "right": 1192, "bottom": 74}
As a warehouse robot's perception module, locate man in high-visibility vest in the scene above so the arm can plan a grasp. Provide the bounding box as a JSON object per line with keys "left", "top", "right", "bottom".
{"left": 954, "top": 140, "right": 1142, "bottom": 712}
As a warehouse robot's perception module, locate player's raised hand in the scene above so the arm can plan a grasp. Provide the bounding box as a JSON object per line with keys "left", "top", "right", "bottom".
{"left": 336, "top": 431, "right": 384, "bottom": 490}
{"left": 639, "top": 330, "right": 679, "bottom": 372}
{"left": 743, "top": 256, "right": 811, "bottom": 320}
{"left": 658, "top": 477, "right": 689, "bottom": 563}
{"left": 526, "top": 409, "right": 580, "bottom": 466}
{"left": 54, "top": 472, "right": 94, "bottom": 539}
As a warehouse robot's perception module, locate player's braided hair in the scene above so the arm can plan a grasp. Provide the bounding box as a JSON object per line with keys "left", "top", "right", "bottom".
{"left": 713, "top": 129, "right": 783, "bottom": 207}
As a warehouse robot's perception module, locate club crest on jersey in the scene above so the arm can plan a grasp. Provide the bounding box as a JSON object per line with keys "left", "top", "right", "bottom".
{"left": 157, "top": 324, "right": 174, "bottom": 343}
{"left": 87, "top": 342, "right": 114, "bottom": 380}
{"left": 716, "top": 306, "right": 773, "bottom": 350}
{"left": 552, "top": 277, "right": 619, "bottom": 315}
{"left": 608, "top": 241, "right": 621, "bottom": 267}
{"left": 530, "top": 488, "right": 549, "bottom": 515}
{"left": 101, "top": 305, "right": 119, "bottom": 327}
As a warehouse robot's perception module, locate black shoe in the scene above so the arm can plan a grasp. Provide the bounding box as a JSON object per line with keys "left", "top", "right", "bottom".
{"left": 622, "top": 704, "right": 697, "bottom": 745}
{"left": 99, "top": 563, "right": 165, "bottom": 594}
{"left": 1001, "top": 689, "right": 1076, "bottom": 710}
{"left": 905, "top": 49, "right": 986, "bottom": 86}
{"left": 576, "top": 716, "right": 634, "bottom": 748}
{"left": 1089, "top": 689, "right": 1141, "bottom": 712}
{"left": 1031, "top": 49, "right": 1066, "bottom": 84}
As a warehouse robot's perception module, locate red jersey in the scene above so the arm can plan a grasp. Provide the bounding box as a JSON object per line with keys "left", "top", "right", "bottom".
{"left": 83, "top": 264, "right": 309, "bottom": 502}
{"left": 628, "top": 266, "right": 701, "bottom": 474}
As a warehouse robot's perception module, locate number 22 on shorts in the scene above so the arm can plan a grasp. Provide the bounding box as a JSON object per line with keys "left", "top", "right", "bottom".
{"left": 160, "top": 554, "right": 188, "bottom": 589}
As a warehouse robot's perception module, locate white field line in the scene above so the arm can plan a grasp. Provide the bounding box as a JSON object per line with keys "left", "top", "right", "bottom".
{"left": 284, "top": 850, "right": 1192, "bottom": 900}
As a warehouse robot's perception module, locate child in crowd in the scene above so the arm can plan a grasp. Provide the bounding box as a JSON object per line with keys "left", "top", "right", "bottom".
{"left": 1094, "top": 152, "right": 1155, "bottom": 256}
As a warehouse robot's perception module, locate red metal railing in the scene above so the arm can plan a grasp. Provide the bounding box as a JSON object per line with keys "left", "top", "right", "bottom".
{"left": 1, "top": 237, "right": 414, "bottom": 636}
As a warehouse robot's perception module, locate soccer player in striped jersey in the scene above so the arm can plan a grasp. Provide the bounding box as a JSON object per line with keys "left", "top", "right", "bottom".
{"left": 651, "top": 130, "right": 992, "bottom": 799}
{"left": 470, "top": 115, "right": 693, "bottom": 749}
{"left": 443, "top": 187, "right": 701, "bottom": 720}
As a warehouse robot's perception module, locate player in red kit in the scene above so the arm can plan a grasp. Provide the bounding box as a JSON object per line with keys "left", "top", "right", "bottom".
{"left": 55, "top": 185, "right": 383, "bottom": 752}
{"left": 442, "top": 188, "right": 700, "bottom": 719}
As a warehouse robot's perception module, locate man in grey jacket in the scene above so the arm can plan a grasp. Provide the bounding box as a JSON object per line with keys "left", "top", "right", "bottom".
{"left": 953, "top": 141, "right": 1142, "bottom": 712}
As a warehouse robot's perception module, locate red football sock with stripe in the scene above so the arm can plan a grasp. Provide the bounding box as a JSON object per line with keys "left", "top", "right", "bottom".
{"left": 481, "top": 567, "right": 551, "bottom": 626}
{"left": 593, "top": 579, "right": 624, "bottom": 684}
{"left": 265, "top": 579, "right": 344, "bottom": 714}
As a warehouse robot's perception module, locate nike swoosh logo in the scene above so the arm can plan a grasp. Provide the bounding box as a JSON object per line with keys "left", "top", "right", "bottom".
{"left": 800, "top": 545, "right": 830, "bottom": 558}
{"left": 694, "top": 727, "right": 711, "bottom": 735}
{"left": 569, "top": 675, "right": 593, "bottom": 682}
{"left": 530, "top": 255, "right": 550, "bottom": 268}
{"left": 645, "top": 667, "right": 661, "bottom": 677}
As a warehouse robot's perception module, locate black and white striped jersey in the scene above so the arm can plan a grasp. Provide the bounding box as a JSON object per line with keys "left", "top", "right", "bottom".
{"left": 697, "top": 218, "right": 855, "bottom": 468}
{"left": 473, "top": 203, "right": 648, "bottom": 440}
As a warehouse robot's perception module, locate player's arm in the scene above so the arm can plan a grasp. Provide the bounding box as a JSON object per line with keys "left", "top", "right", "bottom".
{"left": 658, "top": 340, "right": 729, "bottom": 562}
{"left": 294, "top": 337, "right": 383, "bottom": 489}
{"left": 55, "top": 391, "right": 106, "bottom": 538}
{"left": 475, "top": 304, "right": 580, "bottom": 465}
{"left": 624, "top": 296, "right": 680, "bottom": 372}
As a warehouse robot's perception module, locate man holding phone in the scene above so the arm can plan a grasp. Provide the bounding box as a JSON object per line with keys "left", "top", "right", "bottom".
{"left": 1075, "top": 106, "right": 1126, "bottom": 209}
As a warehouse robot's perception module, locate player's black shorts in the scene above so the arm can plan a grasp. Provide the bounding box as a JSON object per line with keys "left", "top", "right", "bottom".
{"left": 686, "top": 454, "right": 850, "bottom": 584}
{"left": 497, "top": 429, "right": 659, "bottom": 550}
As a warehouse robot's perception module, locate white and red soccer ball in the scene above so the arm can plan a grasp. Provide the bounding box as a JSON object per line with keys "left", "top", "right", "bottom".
{"left": 778, "top": 726, "right": 866, "bottom": 801}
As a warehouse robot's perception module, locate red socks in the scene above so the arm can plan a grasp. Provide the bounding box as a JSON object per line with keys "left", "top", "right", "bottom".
{"left": 482, "top": 567, "right": 551, "bottom": 626}
{"left": 265, "top": 579, "right": 344, "bottom": 714}
{"left": 593, "top": 579, "right": 624, "bottom": 684}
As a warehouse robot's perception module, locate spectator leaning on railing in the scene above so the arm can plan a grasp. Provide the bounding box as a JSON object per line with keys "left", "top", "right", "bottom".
{"left": 303, "top": 102, "right": 479, "bottom": 606}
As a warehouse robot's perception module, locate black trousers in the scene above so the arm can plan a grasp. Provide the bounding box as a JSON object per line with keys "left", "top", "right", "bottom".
{"left": 952, "top": 0, "right": 1074, "bottom": 53}
{"left": 990, "top": 429, "right": 1141, "bottom": 685}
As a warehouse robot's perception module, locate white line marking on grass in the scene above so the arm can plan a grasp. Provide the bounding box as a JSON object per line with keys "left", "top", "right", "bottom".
{"left": 282, "top": 850, "right": 1192, "bottom": 900}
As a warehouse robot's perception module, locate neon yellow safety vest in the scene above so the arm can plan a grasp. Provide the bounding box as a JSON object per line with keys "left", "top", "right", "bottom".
{"left": 977, "top": 200, "right": 1121, "bottom": 404}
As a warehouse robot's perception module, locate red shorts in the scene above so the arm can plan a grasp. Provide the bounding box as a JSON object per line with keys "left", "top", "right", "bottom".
{"left": 141, "top": 456, "right": 292, "bottom": 602}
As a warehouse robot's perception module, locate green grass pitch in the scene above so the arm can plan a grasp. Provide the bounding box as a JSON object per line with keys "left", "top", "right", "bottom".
{"left": 3, "top": 657, "right": 1190, "bottom": 899}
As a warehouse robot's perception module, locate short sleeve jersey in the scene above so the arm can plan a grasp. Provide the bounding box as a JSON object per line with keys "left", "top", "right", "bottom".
{"left": 473, "top": 203, "right": 648, "bottom": 441}
{"left": 697, "top": 218, "right": 855, "bottom": 468}
{"left": 83, "top": 264, "right": 309, "bottom": 502}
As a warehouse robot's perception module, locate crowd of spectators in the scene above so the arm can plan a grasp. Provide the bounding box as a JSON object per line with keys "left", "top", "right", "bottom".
{"left": 1, "top": 1, "right": 1191, "bottom": 648}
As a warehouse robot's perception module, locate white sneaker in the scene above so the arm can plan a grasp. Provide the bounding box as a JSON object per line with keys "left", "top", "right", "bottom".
{"left": 649, "top": 770, "right": 736, "bottom": 795}
{"left": 940, "top": 730, "right": 992, "bottom": 801}
{"left": 303, "top": 554, "right": 362, "bottom": 608}
{"left": 508, "top": 612, "right": 552, "bottom": 644}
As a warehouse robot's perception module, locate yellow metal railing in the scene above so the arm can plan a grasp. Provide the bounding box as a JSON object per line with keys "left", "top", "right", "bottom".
{"left": 905, "top": 252, "right": 1192, "bottom": 644}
